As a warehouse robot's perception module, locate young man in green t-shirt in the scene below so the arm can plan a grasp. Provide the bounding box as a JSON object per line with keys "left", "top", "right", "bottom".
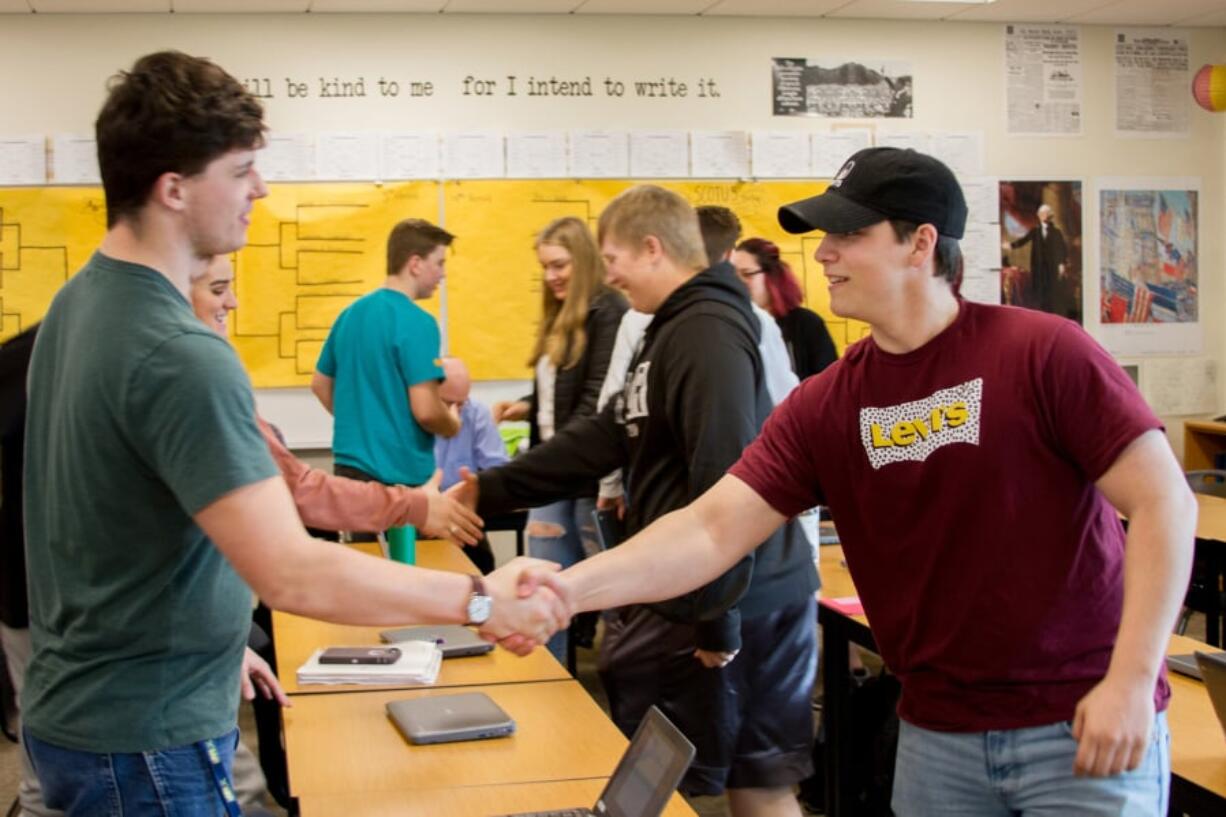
{"left": 22, "top": 51, "right": 567, "bottom": 816}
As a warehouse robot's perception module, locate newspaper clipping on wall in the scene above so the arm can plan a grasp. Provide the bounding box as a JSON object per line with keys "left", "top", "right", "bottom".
{"left": 772, "top": 58, "right": 912, "bottom": 118}
{"left": 1004, "top": 25, "right": 1082, "bottom": 135}
{"left": 1115, "top": 30, "right": 1189, "bottom": 136}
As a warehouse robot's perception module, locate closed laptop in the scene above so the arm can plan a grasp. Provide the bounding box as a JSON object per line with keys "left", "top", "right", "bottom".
{"left": 386, "top": 691, "right": 515, "bottom": 745}
{"left": 380, "top": 624, "right": 494, "bottom": 658}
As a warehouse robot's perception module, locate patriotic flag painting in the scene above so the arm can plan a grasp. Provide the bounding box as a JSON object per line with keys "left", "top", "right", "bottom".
{"left": 1099, "top": 189, "right": 1197, "bottom": 324}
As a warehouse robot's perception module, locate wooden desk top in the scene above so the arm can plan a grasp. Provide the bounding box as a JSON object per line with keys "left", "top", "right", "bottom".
{"left": 297, "top": 779, "right": 697, "bottom": 816}
{"left": 1166, "top": 634, "right": 1226, "bottom": 799}
{"left": 817, "top": 545, "right": 869, "bottom": 628}
{"left": 273, "top": 540, "right": 567, "bottom": 693}
{"left": 345, "top": 538, "right": 480, "bottom": 573}
{"left": 283, "top": 680, "right": 631, "bottom": 797}
{"left": 1195, "top": 494, "right": 1226, "bottom": 543}
{"left": 271, "top": 613, "right": 569, "bottom": 694}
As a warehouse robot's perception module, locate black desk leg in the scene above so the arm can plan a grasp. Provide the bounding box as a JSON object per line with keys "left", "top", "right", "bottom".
{"left": 822, "top": 614, "right": 852, "bottom": 817}
{"left": 1209, "top": 547, "right": 1223, "bottom": 647}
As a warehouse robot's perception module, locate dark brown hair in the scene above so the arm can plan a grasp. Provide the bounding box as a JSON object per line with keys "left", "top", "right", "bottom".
{"left": 695, "top": 205, "right": 742, "bottom": 267}
{"left": 888, "top": 220, "right": 963, "bottom": 285}
{"left": 387, "top": 219, "right": 455, "bottom": 276}
{"left": 95, "top": 51, "right": 265, "bottom": 228}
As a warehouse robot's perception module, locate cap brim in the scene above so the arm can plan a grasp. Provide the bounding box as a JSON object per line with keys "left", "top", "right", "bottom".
{"left": 778, "top": 190, "right": 887, "bottom": 235}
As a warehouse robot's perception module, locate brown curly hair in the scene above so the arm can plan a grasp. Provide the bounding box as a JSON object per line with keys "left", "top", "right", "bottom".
{"left": 95, "top": 51, "right": 265, "bottom": 228}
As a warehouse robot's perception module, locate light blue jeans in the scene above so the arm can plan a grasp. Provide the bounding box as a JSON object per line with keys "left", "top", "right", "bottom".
{"left": 527, "top": 496, "right": 599, "bottom": 662}
{"left": 25, "top": 727, "right": 241, "bottom": 817}
{"left": 892, "top": 712, "right": 1170, "bottom": 816}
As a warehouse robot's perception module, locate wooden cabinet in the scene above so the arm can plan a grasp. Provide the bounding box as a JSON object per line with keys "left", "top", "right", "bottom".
{"left": 1184, "top": 420, "right": 1226, "bottom": 471}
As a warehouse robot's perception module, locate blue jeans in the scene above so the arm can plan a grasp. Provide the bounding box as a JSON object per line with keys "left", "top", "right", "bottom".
{"left": 25, "top": 727, "right": 241, "bottom": 817}
{"left": 527, "top": 496, "right": 599, "bottom": 663}
{"left": 892, "top": 712, "right": 1169, "bottom": 816}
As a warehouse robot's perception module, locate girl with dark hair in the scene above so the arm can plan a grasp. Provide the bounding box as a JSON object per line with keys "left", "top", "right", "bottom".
{"left": 733, "top": 237, "right": 838, "bottom": 380}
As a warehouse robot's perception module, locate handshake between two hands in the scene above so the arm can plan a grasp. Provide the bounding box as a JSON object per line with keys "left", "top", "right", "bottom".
{"left": 475, "top": 557, "right": 577, "bottom": 655}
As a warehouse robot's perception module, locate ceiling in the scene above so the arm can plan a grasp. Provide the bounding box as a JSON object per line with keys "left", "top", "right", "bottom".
{"left": 1, "top": 0, "right": 1224, "bottom": 27}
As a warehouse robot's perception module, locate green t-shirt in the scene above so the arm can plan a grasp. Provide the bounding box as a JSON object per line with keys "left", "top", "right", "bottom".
{"left": 22, "top": 252, "right": 278, "bottom": 753}
{"left": 316, "top": 288, "right": 444, "bottom": 486}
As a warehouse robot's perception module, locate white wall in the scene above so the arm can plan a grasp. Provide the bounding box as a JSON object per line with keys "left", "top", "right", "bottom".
{"left": 2, "top": 13, "right": 1223, "bottom": 454}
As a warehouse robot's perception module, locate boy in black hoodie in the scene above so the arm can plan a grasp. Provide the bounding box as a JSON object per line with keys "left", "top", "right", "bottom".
{"left": 464, "top": 185, "right": 818, "bottom": 816}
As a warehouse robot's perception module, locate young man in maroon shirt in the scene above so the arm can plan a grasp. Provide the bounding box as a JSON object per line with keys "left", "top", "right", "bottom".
{"left": 503, "top": 148, "right": 1195, "bottom": 815}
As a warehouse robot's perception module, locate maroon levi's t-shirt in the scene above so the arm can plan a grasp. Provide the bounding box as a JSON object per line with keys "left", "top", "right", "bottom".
{"left": 730, "top": 301, "right": 1168, "bottom": 732}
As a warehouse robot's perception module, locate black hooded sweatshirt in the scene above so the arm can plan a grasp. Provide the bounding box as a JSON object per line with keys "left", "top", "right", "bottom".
{"left": 478, "top": 263, "right": 819, "bottom": 652}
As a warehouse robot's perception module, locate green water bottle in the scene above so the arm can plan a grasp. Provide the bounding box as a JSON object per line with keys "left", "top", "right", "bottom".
{"left": 387, "top": 525, "right": 416, "bottom": 564}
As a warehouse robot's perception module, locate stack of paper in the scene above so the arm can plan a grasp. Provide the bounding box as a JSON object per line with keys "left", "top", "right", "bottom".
{"left": 296, "top": 642, "right": 443, "bottom": 686}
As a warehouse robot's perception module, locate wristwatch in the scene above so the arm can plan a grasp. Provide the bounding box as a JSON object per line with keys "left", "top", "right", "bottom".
{"left": 465, "top": 574, "right": 492, "bottom": 625}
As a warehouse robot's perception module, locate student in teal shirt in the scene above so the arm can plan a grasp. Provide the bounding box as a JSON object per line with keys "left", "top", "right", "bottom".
{"left": 313, "top": 219, "right": 461, "bottom": 490}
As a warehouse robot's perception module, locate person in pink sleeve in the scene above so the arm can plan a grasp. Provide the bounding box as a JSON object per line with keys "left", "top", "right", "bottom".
{"left": 192, "top": 255, "right": 482, "bottom": 545}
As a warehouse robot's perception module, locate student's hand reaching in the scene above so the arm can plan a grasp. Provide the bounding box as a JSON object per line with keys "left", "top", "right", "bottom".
{"left": 478, "top": 557, "right": 573, "bottom": 655}
{"left": 419, "top": 469, "right": 484, "bottom": 546}
{"left": 491, "top": 400, "right": 531, "bottom": 423}
{"left": 444, "top": 466, "right": 481, "bottom": 514}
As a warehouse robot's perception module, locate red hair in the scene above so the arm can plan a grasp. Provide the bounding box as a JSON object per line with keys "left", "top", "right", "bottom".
{"left": 736, "top": 237, "right": 804, "bottom": 318}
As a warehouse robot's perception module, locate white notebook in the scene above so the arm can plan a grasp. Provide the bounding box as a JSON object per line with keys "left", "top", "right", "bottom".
{"left": 296, "top": 641, "right": 443, "bottom": 686}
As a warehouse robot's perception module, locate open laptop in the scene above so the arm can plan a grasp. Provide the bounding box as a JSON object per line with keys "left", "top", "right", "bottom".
{"left": 379, "top": 624, "right": 494, "bottom": 658}
{"left": 1195, "top": 650, "right": 1226, "bottom": 740}
{"left": 386, "top": 691, "right": 515, "bottom": 745}
{"left": 493, "top": 706, "right": 696, "bottom": 817}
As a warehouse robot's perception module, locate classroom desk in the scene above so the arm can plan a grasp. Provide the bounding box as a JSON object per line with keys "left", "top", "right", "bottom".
{"left": 272, "top": 614, "right": 569, "bottom": 694}
{"left": 1167, "top": 634, "right": 1226, "bottom": 815}
{"left": 272, "top": 539, "right": 569, "bottom": 693}
{"left": 816, "top": 547, "right": 1226, "bottom": 817}
{"left": 297, "top": 779, "right": 696, "bottom": 816}
{"left": 283, "top": 680, "right": 631, "bottom": 797}
{"left": 816, "top": 546, "right": 874, "bottom": 817}
{"left": 345, "top": 537, "right": 481, "bottom": 573}
{"left": 1192, "top": 494, "right": 1226, "bottom": 646}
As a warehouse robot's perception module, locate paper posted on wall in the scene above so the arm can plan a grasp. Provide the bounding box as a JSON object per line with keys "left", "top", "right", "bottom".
{"left": 1005, "top": 25, "right": 1082, "bottom": 136}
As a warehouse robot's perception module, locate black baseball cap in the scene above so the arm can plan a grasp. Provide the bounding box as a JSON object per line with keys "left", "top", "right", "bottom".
{"left": 778, "top": 147, "right": 967, "bottom": 240}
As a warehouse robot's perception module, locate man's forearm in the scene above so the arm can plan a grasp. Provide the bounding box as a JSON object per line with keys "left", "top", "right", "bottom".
{"left": 562, "top": 476, "right": 785, "bottom": 613}
{"left": 1108, "top": 493, "right": 1195, "bottom": 683}
{"left": 267, "top": 536, "right": 471, "bottom": 625}
{"left": 416, "top": 404, "right": 460, "bottom": 437}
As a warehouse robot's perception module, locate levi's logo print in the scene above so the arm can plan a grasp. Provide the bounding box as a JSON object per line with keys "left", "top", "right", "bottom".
{"left": 859, "top": 378, "right": 983, "bottom": 469}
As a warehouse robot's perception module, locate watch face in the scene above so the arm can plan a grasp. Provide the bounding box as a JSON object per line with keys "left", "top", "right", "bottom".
{"left": 468, "top": 594, "right": 492, "bottom": 624}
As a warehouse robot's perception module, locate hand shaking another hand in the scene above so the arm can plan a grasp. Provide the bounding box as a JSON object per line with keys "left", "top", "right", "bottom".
{"left": 477, "top": 557, "right": 576, "bottom": 656}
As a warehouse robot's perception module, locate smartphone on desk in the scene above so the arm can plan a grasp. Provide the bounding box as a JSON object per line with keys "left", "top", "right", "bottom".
{"left": 318, "top": 646, "right": 402, "bottom": 665}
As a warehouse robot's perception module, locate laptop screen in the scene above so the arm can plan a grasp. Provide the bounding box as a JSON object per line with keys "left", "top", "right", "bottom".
{"left": 594, "top": 707, "right": 696, "bottom": 817}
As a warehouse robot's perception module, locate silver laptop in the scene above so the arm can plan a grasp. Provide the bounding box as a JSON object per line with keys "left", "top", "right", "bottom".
{"left": 494, "top": 706, "right": 696, "bottom": 817}
{"left": 379, "top": 624, "right": 494, "bottom": 658}
{"left": 1195, "top": 650, "right": 1226, "bottom": 740}
{"left": 386, "top": 691, "right": 515, "bottom": 745}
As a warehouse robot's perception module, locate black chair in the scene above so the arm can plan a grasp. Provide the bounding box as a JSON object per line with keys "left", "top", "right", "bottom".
{"left": 1186, "top": 470, "right": 1226, "bottom": 499}
{"left": 1179, "top": 471, "right": 1226, "bottom": 645}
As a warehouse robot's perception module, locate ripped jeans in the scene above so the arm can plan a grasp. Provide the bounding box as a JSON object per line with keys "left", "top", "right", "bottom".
{"left": 527, "top": 497, "right": 600, "bottom": 663}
